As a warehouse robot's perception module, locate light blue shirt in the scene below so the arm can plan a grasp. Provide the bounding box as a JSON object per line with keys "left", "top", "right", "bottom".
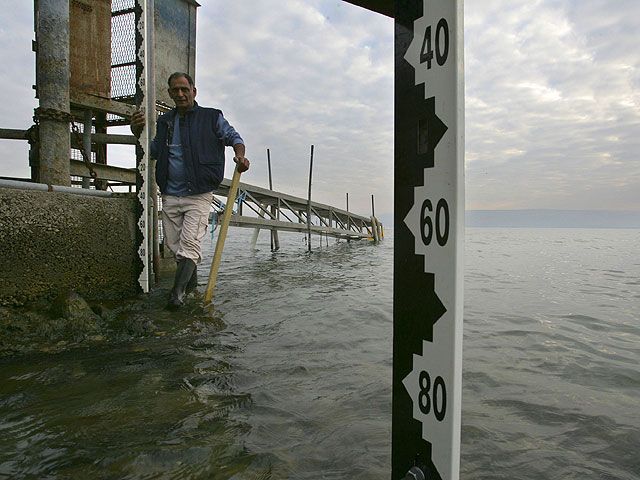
{"left": 165, "top": 113, "right": 244, "bottom": 196}
{"left": 166, "top": 116, "right": 187, "bottom": 196}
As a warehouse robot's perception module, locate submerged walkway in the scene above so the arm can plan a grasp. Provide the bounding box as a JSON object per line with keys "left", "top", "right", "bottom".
{"left": 214, "top": 178, "right": 382, "bottom": 241}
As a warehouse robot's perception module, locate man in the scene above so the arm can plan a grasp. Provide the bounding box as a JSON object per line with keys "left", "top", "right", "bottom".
{"left": 131, "top": 72, "right": 249, "bottom": 309}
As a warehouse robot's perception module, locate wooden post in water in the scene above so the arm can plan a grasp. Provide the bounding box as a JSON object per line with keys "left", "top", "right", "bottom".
{"left": 346, "top": 193, "right": 351, "bottom": 243}
{"left": 346, "top": 192, "right": 350, "bottom": 232}
{"left": 371, "top": 216, "right": 379, "bottom": 243}
{"left": 371, "top": 194, "right": 378, "bottom": 243}
{"left": 267, "top": 148, "right": 280, "bottom": 251}
{"left": 249, "top": 203, "right": 267, "bottom": 250}
{"left": 307, "top": 145, "right": 314, "bottom": 253}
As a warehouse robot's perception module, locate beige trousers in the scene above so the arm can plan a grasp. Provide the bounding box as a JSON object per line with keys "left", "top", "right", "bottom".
{"left": 162, "top": 192, "right": 212, "bottom": 263}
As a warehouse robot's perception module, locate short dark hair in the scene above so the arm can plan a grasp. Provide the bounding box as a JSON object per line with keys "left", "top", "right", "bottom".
{"left": 167, "top": 72, "right": 194, "bottom": 87}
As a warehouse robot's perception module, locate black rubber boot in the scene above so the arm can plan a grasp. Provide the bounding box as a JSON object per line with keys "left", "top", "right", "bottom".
{"left": 167, "top": 258, "right": 197, "bottom": 310}
{"left": 185, "top": 267, "right": 197, "bottom": 295}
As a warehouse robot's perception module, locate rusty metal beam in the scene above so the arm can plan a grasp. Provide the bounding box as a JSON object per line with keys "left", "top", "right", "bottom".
{"left": 0, "top": 129, "right": 28, "bottom": 140}
{"left": 70, "top": 160, "right": 136, "bottom": 183}
{"left": 92, "top": 133, "right": 136, "bottom": 145}
{"left": 70, "top": 91, "right": 136, "bottom": 118}
{"left": 1, "top": 129, "right": 136, "bottom": 146}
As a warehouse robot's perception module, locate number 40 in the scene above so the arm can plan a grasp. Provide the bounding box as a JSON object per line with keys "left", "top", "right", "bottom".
{"left": 420, "top": 18, "right": 450, "bottom": 69}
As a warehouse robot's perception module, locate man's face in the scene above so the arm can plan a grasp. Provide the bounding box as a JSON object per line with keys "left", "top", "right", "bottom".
{"left": 168, "top": 76, "right": 196, "bottom": 112}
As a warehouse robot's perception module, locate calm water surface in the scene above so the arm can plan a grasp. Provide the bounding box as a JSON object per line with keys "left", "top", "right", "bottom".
{"left": 0, "top": 228, "right": 638, "bottom": 479}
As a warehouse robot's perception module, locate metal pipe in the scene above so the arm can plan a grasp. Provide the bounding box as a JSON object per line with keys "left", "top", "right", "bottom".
{"left": 0, "top": 178, "right": 112, "bottom": 197}
{"left": 266, "top": 148, "right": 273, "bottom": 249}
{"left": 51, "top": 184, "right": 112, "bottom": 197}
{"left": 267, "top": 148, "right": 273, "bottom": 190}
{"left": 36, "top": 0, "right": 71, "bottom": 186}
{"left": 94, "top": 112, "right": 108, "bottom": 191}
{"left": 267, "top": 148, "right": 280, "bottom": 251}
{"left": 307, "top": 145, "right": 314, "bottom": 252}
{"left": 346, "top": 192, "right": 351, "bottom": 231}
{"left": 0, "top": 179, "right": 48, "bottom": 192}
{"left": 82, "top": 110, "right": 92, "bottom": 188}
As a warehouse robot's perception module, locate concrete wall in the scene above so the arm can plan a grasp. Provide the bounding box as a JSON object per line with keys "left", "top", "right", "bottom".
{"left": 0, "top": 187, "right": 140, "bottom": 306}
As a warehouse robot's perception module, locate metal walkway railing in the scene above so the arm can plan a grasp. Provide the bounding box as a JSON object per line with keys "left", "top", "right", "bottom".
{"left": 213, "top": 177, "right": 382, "bottom": 241}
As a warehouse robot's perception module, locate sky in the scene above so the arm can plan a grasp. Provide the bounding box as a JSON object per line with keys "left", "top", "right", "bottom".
{"left": 0, "top": 0, "right": 638, "bottom": 219}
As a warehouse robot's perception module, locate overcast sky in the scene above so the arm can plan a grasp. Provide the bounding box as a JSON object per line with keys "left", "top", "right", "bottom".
{"left": 0, "top": 0, "right": 638, "bottom": 218}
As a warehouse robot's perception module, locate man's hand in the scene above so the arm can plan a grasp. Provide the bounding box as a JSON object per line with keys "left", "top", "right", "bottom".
{"left": 130, "top": 109, "right": 145, "bottom": 137}
{"left": 233, "top": 156, "right": 250, "bottom": 173}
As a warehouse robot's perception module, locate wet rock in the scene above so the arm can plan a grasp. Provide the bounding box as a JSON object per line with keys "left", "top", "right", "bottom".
{"left": 50, "top": 290, "right": 102, "bottom": 341}
{"left": 52, "top": 290, "right": 100, "bottom": 321}
{"left": 0, "top": 307, "right": 11, "bottom": 324}
{"left": 122, "top": 313, "right": 157, "bottom": 336}
{"left": 0, "top": 307, "right": 54, "bottom": 356}
{"left": 91, "top": 303, "right": 115, "bottom": 322}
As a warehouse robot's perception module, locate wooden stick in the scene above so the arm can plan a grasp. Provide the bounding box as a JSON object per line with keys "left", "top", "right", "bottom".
{"left": 203, "top": 165, "right": 242, "bottom": 304}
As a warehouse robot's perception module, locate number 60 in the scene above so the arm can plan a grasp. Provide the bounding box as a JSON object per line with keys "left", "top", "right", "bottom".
{"left": 420, "top": 198, "right": 450, "bottom": 246}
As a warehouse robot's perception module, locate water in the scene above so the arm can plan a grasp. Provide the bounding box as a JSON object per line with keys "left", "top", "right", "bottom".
{"left": 0, "top": 228, "right": 639, "bottom": 479}
{"left": 462, "top": 228, "right": 640, "bottom": 480}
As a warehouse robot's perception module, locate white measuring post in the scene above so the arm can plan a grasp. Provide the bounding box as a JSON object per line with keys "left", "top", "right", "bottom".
{"left": 136, "top": 0, "right": 156, "bottom": 293}
{"left": 393, "top": 1, "right": 464, "bottom": 479}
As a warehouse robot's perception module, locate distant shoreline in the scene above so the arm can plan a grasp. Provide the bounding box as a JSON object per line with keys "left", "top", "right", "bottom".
{"left": 465, "top": 209, "right": 640, "bottom": 229}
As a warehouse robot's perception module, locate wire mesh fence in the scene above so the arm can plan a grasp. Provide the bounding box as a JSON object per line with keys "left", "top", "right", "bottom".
{"left": 111, "top": 2, "right": 137, "bottom": 101}
{"left": 70, "top": 121, "right": 96, "bottom": 163}
{"left": 112, "top": 0, "right": 135, "bottom": 11}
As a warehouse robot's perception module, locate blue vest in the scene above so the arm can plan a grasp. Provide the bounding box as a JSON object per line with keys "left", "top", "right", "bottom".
{"left": 152, "top": 103, "right": 225, "bottom": 195}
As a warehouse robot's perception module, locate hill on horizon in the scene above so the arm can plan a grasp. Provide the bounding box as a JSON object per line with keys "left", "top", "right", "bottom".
{"left": 466, "top": 209, "right": 640, "bottom": 229}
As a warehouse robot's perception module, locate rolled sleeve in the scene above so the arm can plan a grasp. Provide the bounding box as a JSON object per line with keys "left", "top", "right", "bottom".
{"left": 215, "top": 114, "right": 244, "bottom": 146}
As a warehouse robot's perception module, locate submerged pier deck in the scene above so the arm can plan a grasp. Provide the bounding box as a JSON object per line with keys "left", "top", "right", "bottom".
{"left": 214, "top": 177, "right": 381, "bottom": 241}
